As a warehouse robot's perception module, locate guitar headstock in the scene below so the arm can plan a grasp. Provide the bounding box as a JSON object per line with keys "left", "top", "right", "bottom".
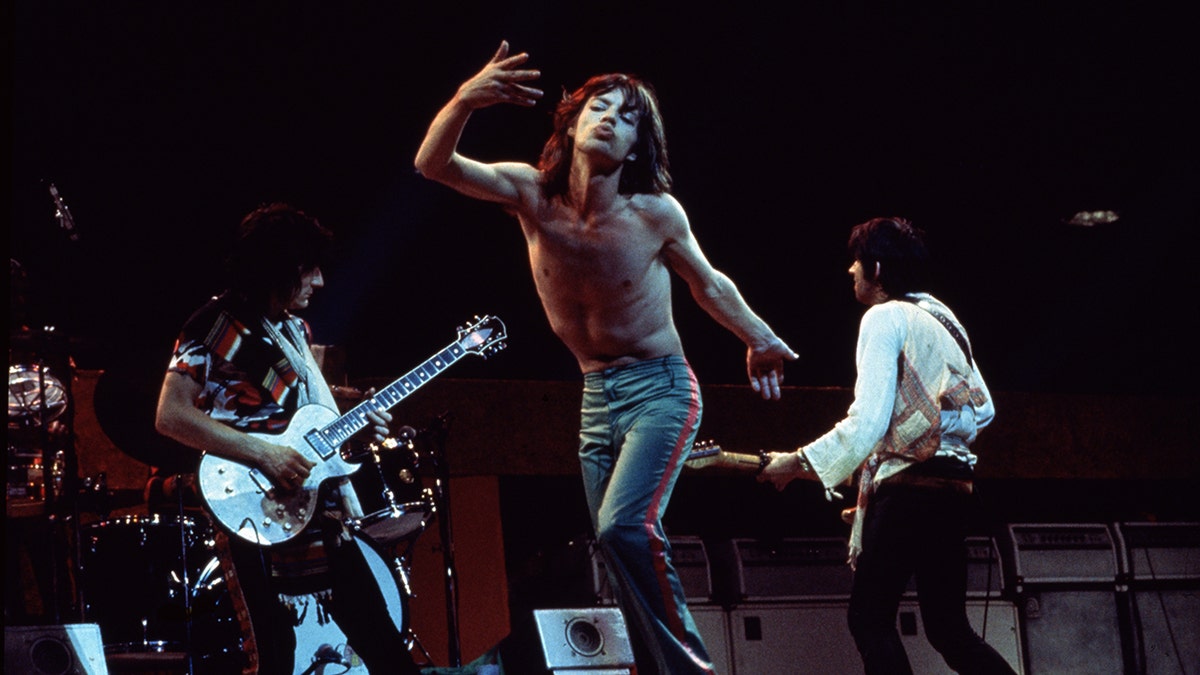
{"left": 684, "top": 438, "right": 766, "bottom": 474}
{"left": 457, "top": 315, "right": 508, "bottom": 359}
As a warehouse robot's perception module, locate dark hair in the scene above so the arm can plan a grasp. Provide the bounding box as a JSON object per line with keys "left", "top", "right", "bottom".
{"left": 538, "top": 73, "right": 672, "bottom": 200}
{"left": 226, "top": 202, "right": 331, "bottom": 308}
{"left": 847, "top": 217, "right": 931, "bottom": 296}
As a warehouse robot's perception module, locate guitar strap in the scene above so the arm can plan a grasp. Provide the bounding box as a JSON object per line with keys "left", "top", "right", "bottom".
{"left": 212, "top": 530, "right": 260, "bottom": 675}
{"left": 900, "top": 296, "right": 973, "bottom": 367}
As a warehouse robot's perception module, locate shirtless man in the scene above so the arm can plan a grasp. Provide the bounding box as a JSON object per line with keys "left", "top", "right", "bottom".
{"left": 415, "top": 42, "right": 796, "bottom": 674}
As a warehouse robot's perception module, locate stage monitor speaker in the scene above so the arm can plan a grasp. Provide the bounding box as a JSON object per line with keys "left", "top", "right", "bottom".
{"left": 729, "top": 537, "right": 853, "bottom": 601}
{"left": 532, "top": 608, "right": 634, "bottom": 673}
{"left": 5, "top": 623, "right": 109, "bottom": 675}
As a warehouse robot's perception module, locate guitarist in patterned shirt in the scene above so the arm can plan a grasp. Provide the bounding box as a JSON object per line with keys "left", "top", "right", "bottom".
{"left": 154, "top": 203, "right": 420, "bottom": 674}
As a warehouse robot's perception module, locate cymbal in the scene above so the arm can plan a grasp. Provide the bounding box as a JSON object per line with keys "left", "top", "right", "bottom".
{"left": 7, "top": 363, "right": 69, "bottom": 426}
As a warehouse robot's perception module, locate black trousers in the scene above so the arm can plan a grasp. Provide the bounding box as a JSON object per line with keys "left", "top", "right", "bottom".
{"left": 847, "top": 482, "right": 1016, "bottom": 675}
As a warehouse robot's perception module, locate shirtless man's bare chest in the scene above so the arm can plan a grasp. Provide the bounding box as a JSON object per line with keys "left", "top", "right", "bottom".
{"left": 519, "top": 196, "right": 682, "bottom": 371}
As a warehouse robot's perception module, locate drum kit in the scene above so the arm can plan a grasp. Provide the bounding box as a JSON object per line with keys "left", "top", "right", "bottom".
{"left": 74, "top": 434, "right": 439, "bottom": 674}
{"left": 8, "top": 189, "right": 447, "bottom": 672}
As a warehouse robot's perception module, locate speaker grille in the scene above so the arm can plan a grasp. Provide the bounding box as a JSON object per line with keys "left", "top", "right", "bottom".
{"left": 533, "top": 608, "right": 635, "bottom": 669}
{"left": 1006, "top": 523, "right": 1118, "bottom": 585}
{"left": 4, "top": 624, "right": 109, "bottom": 675}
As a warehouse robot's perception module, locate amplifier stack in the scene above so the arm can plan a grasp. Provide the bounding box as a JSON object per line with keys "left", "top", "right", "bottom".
{"left": 560, "top": 523, "right": 1198, "bottom": 674}
{"left": 1114, "top": 521, "right": 1200, "bottom": 674}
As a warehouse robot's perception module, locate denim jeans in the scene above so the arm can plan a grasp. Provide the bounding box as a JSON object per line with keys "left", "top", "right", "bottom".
{"left": 579, "top": 355, "right": 715, "bottom": 674}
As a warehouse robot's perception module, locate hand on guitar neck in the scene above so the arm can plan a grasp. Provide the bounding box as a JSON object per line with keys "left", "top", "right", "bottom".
{"left": 685, "top": 440, "right": 847, "bottom": 502}
{"left": 758, "top": 449, "right": 851, "bottom": 504}
{"left": 684, "top": 440, "right": 817, "bottom": 482}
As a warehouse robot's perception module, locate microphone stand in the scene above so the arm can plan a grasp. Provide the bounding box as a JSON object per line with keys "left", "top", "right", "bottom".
{"left": 426, "top": 412, "right": 461, "bottom": 667}
{"left": 32, "top": 329, "right": 78, "bottom": 623}
{"left": 33, "top": 352, "right": 66, "bottom": 625}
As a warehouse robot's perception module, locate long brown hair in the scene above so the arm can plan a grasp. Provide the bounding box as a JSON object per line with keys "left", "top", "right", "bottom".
{"left": 537, "top": 73, "right": 672, "bottom": 201}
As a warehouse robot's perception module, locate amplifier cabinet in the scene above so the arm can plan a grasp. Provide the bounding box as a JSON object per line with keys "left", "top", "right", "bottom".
{"left": 725, "top": 600, "right": 1022, "bottom": 675}
{"left": 690, "top": 605, "right": 732, "bottom": 675}
{"left": 590, "top": 536, "right": 713, "bottom": 604}
{"left": 1128, "top": 587, "right": 1200, "bottom": 675}
{"left": 1004, "top": 523, "right": 1119, "bottom": 586}
{"left": 728, "top": 537, "right": 853, "bottom": 601}
{"left": 1004, "top": 523, "right": 1127, "bottom": 673}
{"left": 1114, "top": 521, "right": 1200, "bottom": 581}
{"left": 1018, "top": 589, "right": 1125, "bottom": 674}
{"left": 898, "top": 600, "right": 1024, "bottom": 675}
{"left": 729, "top": 603, "right": 861, "bottom": 674}
{"left": 1114, "top": 522, "right": 1200, "bottom": 673}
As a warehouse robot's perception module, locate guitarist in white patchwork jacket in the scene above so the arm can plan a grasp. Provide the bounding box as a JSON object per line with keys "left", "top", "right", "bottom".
{"left": 759, "top": 217, "right": 1015, "bottom": 675}
{"left": 155, "top": 203, "right": 419, "bottom": 674}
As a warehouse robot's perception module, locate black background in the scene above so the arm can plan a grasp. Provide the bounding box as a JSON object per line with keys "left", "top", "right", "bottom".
{"left": 11, "top": 2, "right": 1198, "bottom": 397}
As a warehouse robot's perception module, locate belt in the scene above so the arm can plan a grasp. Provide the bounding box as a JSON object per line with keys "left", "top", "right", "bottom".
{"left": 881, "top": 471, "right": 974, "bottom": 494}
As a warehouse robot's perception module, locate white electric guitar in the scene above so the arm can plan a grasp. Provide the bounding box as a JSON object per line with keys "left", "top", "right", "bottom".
{"left": 198, "top": 315, "right": 507, "bottom": 546}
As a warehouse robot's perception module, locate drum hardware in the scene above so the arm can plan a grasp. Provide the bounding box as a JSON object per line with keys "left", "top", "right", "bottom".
{"left": 422, "top": 411, "right": 463, "bottom": 668}
{"left": 75, "top": 472, "right": 112, "bottom": 519}
{"left": 344, "top": 428, "right": 436, "bottom": 546}
{"left": 7, "top": 448, "right": 65, "bottom": 501}
{"left": 297, "top": 644, "right": 355, "bottom": 675}
{"left": 8, "top": 363, "right": 69, "bottom": 429}
{"left": 331, "top": 412, "right": 458, "bottom": 667}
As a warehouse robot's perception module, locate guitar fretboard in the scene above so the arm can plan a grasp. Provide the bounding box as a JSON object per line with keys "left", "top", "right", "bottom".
{"left": 317, "top": 342, "right": 466, "bottom": 449}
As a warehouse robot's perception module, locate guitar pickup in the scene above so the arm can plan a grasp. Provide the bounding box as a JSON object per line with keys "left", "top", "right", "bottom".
{"left": 248, "top": 469, "right": 272, "bottom": 495}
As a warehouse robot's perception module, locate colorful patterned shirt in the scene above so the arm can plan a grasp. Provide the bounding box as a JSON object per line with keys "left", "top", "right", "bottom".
{"left": 167, "top": 292, "right": 317, "bottom": 433}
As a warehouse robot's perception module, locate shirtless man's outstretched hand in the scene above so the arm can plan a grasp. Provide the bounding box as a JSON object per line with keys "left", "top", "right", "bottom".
{"left": 454, "top": 40, "right": 543, "bottom": 110}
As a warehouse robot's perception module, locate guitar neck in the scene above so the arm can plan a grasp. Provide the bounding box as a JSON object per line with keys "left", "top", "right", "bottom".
{"left": 684, "top": 444, "right": 766, "bottom": 474}
{"left": 317, "top": 340, "right": 468, "bottom": 447}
